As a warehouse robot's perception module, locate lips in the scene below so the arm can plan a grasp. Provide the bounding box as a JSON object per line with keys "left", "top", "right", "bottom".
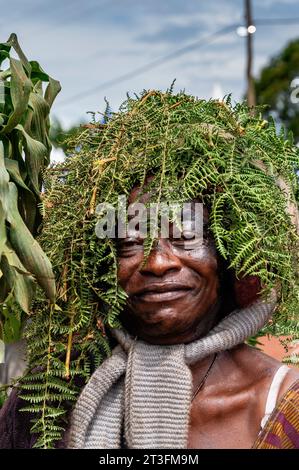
{"left": 133, "top": 283, "right": 193, "bottom": 302}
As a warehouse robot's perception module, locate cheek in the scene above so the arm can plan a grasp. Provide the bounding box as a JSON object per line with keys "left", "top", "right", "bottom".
{"left": 117, "top": 255, "right": 143, "bottom": 289}
{"left": 182, "top": 246, "right": 218, "bottom": 280}
{"left": 182, "top": 249, "right": 220, "bottom": 303}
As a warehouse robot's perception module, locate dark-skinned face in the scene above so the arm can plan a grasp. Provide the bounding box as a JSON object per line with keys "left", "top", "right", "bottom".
{"left": 116, "top": 186, "right": 221, "bottom": 345}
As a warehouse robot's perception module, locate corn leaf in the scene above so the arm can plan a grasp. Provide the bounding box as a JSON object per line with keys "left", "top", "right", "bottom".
{"left": 0, "top": 58, "right": 31, "bottom": 134}
{"left": 6, "top": 182, "right": 56, "bottom": 301}
{"left": 0, "top": 34, "right": 60, "bottom": 324}
{"left": 0, "top": 244, "right": 35, "bottom": 313}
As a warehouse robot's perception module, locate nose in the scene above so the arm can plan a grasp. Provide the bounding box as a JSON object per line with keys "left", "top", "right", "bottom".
{"left": 139, "top": 239, "right": 182, "bottom": 277}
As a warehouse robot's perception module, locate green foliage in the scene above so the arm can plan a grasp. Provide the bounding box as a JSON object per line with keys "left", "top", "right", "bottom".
{"left": 0, "top": 297, "right": 24, "bottom": 343}
{"left": 283, "top": 352, "right": 299, "bottom": 367}
{"left": 0, "top": 388, "right": 7, "bottom": 408}
{"left": 20, "top": 89, "right": 299, "bottom": 448}
{"left": 49, "top": 118, "right": 80, "bottom": 153}
{"left": 255, "top": 38, "right": 299, "bottom": 140}
{"left": 0, "top": 34, "right": 60, "bottom": 329}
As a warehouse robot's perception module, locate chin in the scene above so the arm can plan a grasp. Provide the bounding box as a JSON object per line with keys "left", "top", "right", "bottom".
{"left": 132, "top": 311, "right": 196, "bottom": 344}
{"left": 133, "top": 305, "right": 184, "bottom": 326}
{"left": 122, "top": 297, "right": 217, "bottom": 344}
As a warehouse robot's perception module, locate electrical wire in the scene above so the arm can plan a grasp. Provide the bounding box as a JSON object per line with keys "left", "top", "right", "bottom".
{"left": 255, "top": 17, "right": 299, "bottom": 25}
{"left": 58, "top": 23, "right": 237, "bottom": 106}
{"left": 58, "top": 16, "right": 299, "bottom": 108}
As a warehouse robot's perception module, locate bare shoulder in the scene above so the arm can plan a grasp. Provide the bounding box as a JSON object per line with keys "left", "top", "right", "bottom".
{"left": 230, "top": 343, "right": 299, "bottom": 400}
{"left": 278, "top": 365, "right": 299, "bottom": 398}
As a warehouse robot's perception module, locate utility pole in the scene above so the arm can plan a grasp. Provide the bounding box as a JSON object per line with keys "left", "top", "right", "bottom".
{"left": 245, "top": 0, "right": 256, "bottom": 107}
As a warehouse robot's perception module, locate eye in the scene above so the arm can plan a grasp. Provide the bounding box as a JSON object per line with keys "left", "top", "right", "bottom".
{"left": 170, "top": 222, "right": 212, "bottom": 250}
{"left": 171, "top": 232, "right": 205, "bottom": 250}
{"left": 117, "top": 238, "right": 144, "bottom": 256}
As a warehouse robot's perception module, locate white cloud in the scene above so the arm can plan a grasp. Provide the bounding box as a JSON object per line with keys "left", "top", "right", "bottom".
{"left": 50, "top": 147, "right": 66, "bottom": 164}
{"left": 1, "top": 0, "right": 298, "bottom": 127}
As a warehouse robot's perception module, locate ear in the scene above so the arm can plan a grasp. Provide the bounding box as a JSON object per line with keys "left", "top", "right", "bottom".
{"left": 233, "top": 275, "right": 261, "bottom": 308}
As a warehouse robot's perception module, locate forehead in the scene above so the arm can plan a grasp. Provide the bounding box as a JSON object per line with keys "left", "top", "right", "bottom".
{"left": 128, "top": 176, "right": 155, "bottom": 205}
{"left": 128, "top": 184, "right": 209, "bottom": 220}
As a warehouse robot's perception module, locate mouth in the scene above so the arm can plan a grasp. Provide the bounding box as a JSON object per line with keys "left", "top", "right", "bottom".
{"left": 133, "top": 283, "right": 193, "bottom": 302}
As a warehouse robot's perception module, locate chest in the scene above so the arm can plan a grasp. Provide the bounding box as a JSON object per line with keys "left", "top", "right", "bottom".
{"left": 187, "top": 390, "right": 263, "bottom": 449}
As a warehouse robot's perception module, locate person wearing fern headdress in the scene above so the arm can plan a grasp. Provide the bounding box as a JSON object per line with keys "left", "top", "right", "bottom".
{"left": 1, "top": 90, "right": 299, "bottom": 449}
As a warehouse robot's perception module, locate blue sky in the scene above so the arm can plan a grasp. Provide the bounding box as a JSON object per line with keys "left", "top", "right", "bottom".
{"left": 1, "top": 0, "right": 299, "bottom": 130}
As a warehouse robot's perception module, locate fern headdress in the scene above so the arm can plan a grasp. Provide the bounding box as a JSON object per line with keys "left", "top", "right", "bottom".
{"left": 19, "top": 89, "right": 299, "bottom": 447}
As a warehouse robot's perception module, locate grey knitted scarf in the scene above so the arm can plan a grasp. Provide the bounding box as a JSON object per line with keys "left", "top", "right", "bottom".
{"left": 67, "top": 298, "right": 275, "bottom": 449}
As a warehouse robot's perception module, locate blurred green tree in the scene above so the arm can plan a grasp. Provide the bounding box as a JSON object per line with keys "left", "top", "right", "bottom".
{"left": 49, "top": 118, "right": 79, "bottom": 153}
{"left": 255, "top": 38, "right": 299, "bottom": 140}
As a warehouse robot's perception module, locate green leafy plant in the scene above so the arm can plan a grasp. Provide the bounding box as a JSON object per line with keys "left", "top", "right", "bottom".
{"left": 0, "top": 34, "right": 60, "bottom": 337}
{"left": 18, "top": 89, "right": 299, "bottom": 448}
